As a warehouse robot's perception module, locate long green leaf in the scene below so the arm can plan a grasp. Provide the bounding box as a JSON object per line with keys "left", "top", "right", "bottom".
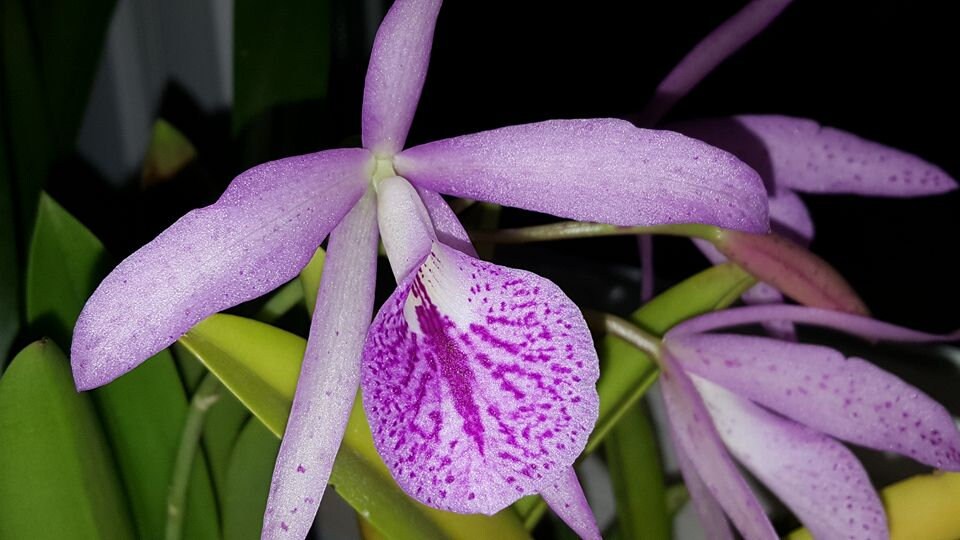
{"left": 179, "top": 314, "right": 530, "bottom": 540}
{"left": 0, "top": 340, "right": 134, "bottom": 539}
{"left": 25, "top": 193, "right": 109, "bottom": 345}
{"left": 22, "top": 194, "right": 220, "bottom": 539}
{"left": 222, "top": 418, "right": 281, "bottom": 540}
{"left": 605, "top": 403, "right": 669, "bottom": 540}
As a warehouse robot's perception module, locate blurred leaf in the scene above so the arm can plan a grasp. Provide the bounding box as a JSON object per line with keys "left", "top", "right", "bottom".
{"left": 141, "top": 119, "right": 197, "bottom": 188}
{"left": 180, "top": 314, "right": 530, "bottom": 540}
{"left": 23, "top": 194, "right": 219, "bottom": 538}
{"left": 787, "top": 472, "right": 960, "bottom": 540}
{"left": 0, "top": 0, "right": 115, "bottom": 232}
{"left": 0, "top": 340, "right": 134, "bottom": 539}
{"left": 256, "top": 279, "right": 305, "bottom": 324}
{"left": 233, "top": 0, "right": 332, "bottom": 135}
{"left": 222, "top": 418, "right": 280, "bottom": 540}
{"left": 605, "top": 403, "right": 669, "bottom": 540}
{"left": 514, "top": 263, "right": 754, "bottom": 526}
{"left": 25, "top": 192, "right": 109, "bottom": 345}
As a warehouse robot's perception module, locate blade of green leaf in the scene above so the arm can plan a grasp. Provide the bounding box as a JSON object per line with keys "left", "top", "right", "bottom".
{"left": 25, "top": 193, "right": 110, "bottom": 345}
{"left": 141, "top": 119, "right": 198, "bottom": 188}
{"left": 0, "top": 340, "right": 135, "bottom": 539}
{"left": 23, "top": 194, "right": 220, "bottom": 539}
{"left": 222, "top": 418, "right": 281, "bottom": 540}
{"left": 233, "top": 0, "right": 332, "bottom": 147}
{"left": 179, "top": 314, "right": 530, "bottom": 540}
{"left": 300, "top": 246, "right": 326, "bottom": 315}
{"left": 513, "top": 263, "right": 755, "bottom": 527}
{"left": 605, "top": 402, "right": 669, "bottom": 540}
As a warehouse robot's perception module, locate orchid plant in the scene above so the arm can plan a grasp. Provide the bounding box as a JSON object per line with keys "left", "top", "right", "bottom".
{"left": 2, "top": 1, "right": 958, "bottom": 540}
{"left": 69, "top": 0, "right": 771, "bottom": 538}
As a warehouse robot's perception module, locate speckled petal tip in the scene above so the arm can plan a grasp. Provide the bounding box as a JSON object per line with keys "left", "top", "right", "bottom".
{"left": 395, "top": 118, "right": 769, "bottom": 234}
{"left": 262, "top": 191, "right": 379, "bottom": 540}
{"left": 361, "top": 242, "right": 599, "bottom": 514}
{"left": 659, "top": 354, "right": 777, "bottom": 540}
{"left": 669, "top": 334, "right": 960, "bottom": 470}
{"left": 70, "top": 149, "right": 373, "bottom": 391}
{"left": 666, "top": 305, "right": 958, "bottom": 342}
{"left": 640, "top": 0, "right": 793, "bottom": 125}
{"left": 696, "top": 377, "right": 887, "bottom": 540}
{"left": 362, "top": 0, "right": 442, "bottom": 155}
{"left": 540, "top": 467, "right": 600, "bottom": 540}
{"left": 672, "top": 115, "right": 958, "bottom": 196}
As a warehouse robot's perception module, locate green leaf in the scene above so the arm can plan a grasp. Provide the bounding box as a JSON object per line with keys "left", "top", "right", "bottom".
{"left": 222, "top": 418, "right": 281, "bottom": 540}
{"left": 233, "top": 0, "right": 332, "bottom": 136}
{"left": 514, "top": 263, "right": 755, "bottom": 526}
{"left": 25, "top": 193, "right": 109, "bottom": 345}
{"left": 0, "top": 340, "right": 134, "bottom": 539}
{"left": 605, "top": 403, "right": 669, "bottom": 540}
{"left": 179, "top": 314, "right": 530, "bottom": 540}
{"left": 300, "top": 246, "right": 326, "bottom": 315}
{"left": 23, "top": 194, "right": 220, "bottom": 538}
{"left": 141, "top": 119, "right": 197, "bottom": 187}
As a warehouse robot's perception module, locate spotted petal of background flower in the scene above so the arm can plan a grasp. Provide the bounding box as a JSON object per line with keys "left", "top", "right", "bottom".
{"left": 71, "top": 149, "right": 372, "bottom": 389}
{"left": 361, "top": 241, "right": 600, "bottom": 514}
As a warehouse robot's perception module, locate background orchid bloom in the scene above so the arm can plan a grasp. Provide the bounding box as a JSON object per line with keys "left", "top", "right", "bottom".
{"left": 658, "top": 305, "right": 960, "bottom": 540}
{"left": 634, "top": 0, "right": 958, "bottom": 326}
{"left": 70, "top": 0, "right": 771, "bottom": 538}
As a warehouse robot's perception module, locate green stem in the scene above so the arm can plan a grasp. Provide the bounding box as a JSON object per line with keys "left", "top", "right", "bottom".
{"left": 585, "top": 311, "right": 662, "bottom": 360}
{"left": 471, "top": 221, "right": 722, "bottom": 244}
{"left": 165, "top": 373, "right": 223, "bottom": 540}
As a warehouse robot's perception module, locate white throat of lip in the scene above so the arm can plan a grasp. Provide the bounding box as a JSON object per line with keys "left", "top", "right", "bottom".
{"left": 375, "top": 175, "right": 438, "bottom": 282}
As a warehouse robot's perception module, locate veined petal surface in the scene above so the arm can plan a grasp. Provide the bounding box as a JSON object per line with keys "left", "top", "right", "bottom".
{"left": 672, "top": 116, "right": 957, "bottom": 196}
{"left": 362, "top": 0, "right": 442, "bottom": 155}
{"left": 695, "top": 377, "right": 887, "bottom": 540}
{"left": 263, "top": 190, "right": 379, "bottom": 539}
{"left": 395, "top": 119, "right": 769, "bottom": 233}
{"left": 71, "top": 149, "right": 373, "bottom": 390}
{"left": 669, "top": 334, "right": 960, "bottom": 470}
{"left": 361, "top": 242, "right": 599, "bottom": 514}
{"left": 659, "top": 354, "right": 776, "bottom": 540}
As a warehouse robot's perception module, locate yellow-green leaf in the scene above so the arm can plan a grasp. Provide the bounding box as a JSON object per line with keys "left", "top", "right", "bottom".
{"left": 180, "top": 314, "right": 529, "bottom": 539}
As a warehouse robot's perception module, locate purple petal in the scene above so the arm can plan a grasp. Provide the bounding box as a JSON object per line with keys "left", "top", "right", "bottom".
{"left": 668, "top": 333, "right": 960, "bottom": 470}
{"left": 768, "top": 188, "right": 814, "bottom": 244}
{"left": 672, "top": 115, "right": 957, "bottom": 196}
{"left": 395, "top": 119, "right": 769, "bottom": 233}
{"left": 377, "top": 176, "right": 437, "bottom": 282}
{"left": 263, "top": 190, "right": 379, "bottom": 539}
{"left": 659, "top": 354, "right": 777, "bottom": 540}
{"left": 539, "top": 467, "right": 601, "bottom": 540}
{"left": 361, "top": 0, "right": 442, "bottom": 155}
{"left": 671, "top": 430, "right": 735, "bottom": 540}
{"left": 667, "top": 305, "right": 957, "bottom": 342}
{"left": 71, "top": 149, "right": 372, "bottom": 390}
{"left": 361, "top": 242, "right": 599, "bottom": 514}
{"left": 740, "top": 284, "right": 795, "bottom": 341}
{"left": 639, "top": 0, "right": 793, "bottom": 125}
{"left": 416, "top": 187, "right": 478, "bottom": 257}
{"left": 695, "top": 377, "right": 887, "bottom": 540}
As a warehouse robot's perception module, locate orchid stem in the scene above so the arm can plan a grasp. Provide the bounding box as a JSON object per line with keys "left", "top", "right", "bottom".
{"left": 165, "top": 372, "right": 223, "bottom": 540}
{"left": 471, "top": 221, "right": 722, "bottom": 244}
{"left": 585, "top": 311, "right": 662, "bottom": 359}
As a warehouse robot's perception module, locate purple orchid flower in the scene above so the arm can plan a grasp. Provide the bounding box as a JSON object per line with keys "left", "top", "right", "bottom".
{"left": 69, "top": 0, "right": 770, "bottom": 538}
{"left": 657, "top": 304, "right": 960, "bottom": 540}
{"left": 636, "top": 0, "right": 958, "bottom": 331}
